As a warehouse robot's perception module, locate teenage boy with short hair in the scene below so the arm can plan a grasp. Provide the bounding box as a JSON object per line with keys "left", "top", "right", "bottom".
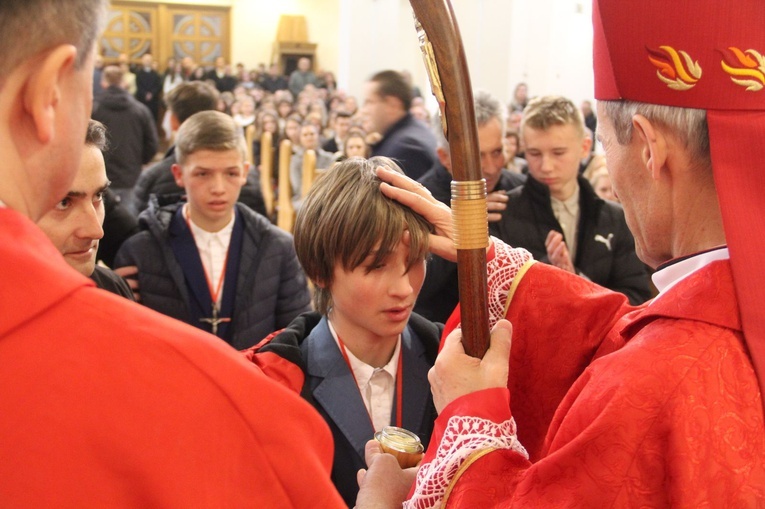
{"left": 115, "top": 110, "right": 310, "bottom": 348}
{"left": 491, "top": 95, "right": 651, "bottom": 304}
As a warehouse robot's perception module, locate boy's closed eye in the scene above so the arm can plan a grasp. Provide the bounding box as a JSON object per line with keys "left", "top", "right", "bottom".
{"left": 365, "top": 262, "right": 387, "bottom": 272}
{"left": 363, "top": 253, "right": 388, "bottom": 273}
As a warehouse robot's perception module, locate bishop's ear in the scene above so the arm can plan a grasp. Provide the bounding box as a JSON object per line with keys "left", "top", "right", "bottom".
{"left": 631, "top": 114, "right": 668, "bottom": 181}
{"left": 23, "top": 45, "right": 78, "bottom": 144}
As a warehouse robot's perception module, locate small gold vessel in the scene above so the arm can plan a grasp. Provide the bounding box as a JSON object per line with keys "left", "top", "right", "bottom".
{"left": 374, "top": 426, "right": 424, "bottom": 469}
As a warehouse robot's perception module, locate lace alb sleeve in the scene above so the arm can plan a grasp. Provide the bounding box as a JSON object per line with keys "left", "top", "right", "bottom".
{"left": 486, "top": 238, "right": 534, "bottom": 330}
{"left": 404, "top": 415, "right": 528, "bottom": 509}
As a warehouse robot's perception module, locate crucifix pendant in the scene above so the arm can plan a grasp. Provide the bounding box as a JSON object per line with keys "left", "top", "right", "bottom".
{"left": 199, "top": 304, "right": 231, "bottom": 335}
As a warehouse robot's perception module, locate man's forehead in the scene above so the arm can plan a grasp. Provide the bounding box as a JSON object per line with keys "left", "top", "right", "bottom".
{"left": 476, "top": 119, "right": 503, "bottom": 152}
{"left": 364, "top": 81, "right": 380, "bottom": 96}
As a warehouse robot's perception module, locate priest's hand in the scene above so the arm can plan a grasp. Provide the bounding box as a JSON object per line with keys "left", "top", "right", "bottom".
{"left": 545, "top": 230, "right": 575, "bottom": 274}
{"left": 429, "top": 320, "right": 513, "bottom": 414}
{"left": 355, "top": 440, "right": 418, "bottom": 509}
{"left": 376, "top": 165, "right": 457, "bottom": 262}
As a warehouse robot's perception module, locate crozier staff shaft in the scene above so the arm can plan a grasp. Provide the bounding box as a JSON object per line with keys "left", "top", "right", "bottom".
{"left": 410, "top": 0, "right": 490, "bottom": 358}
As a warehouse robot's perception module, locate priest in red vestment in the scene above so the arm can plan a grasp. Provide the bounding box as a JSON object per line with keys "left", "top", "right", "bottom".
{"left": 0, "top": 1, "right": 344, "bottom": 506}
{"left": 355, "top": 0, "right": 765, "bottom": 506}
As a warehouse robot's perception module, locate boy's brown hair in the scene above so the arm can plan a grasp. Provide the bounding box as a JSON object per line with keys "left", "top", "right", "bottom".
{"left": 294, "top": 157, "right": 431, "bottom": 314}
{"left": 175, "top": 110, "right": 247, "bottom": 165}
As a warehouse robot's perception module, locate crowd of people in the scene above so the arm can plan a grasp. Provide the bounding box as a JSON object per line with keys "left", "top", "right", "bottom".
{"left": 3, "top": 0, "right": 763, "bottom": 506}
{"left": 87, "top": 48, "right": 651, "bottom": 324}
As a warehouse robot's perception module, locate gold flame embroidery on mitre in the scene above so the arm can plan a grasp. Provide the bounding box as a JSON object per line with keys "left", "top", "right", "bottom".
{"left": 647, "top": 45, "right": 702, "bottom": 91}
{"left": 721, "top": 47, "right": 765, "bottom": 92}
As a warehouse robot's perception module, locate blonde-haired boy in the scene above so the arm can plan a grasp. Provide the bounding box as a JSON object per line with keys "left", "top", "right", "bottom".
{"left": 490, "top": 95, "right": 651, "bottom": 304}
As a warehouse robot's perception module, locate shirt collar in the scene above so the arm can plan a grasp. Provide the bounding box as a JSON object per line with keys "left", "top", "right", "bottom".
{"left": 185, "top": 204, "right": 235, "bottom": 243}
{"left": 328, "top": 319, "right": 401, "bottom": 386}
{"left": 651, "top": 246, "right": 729, "bottom": 299}
{"left": 550, "top": 183, "right": 580, "bottom": 213}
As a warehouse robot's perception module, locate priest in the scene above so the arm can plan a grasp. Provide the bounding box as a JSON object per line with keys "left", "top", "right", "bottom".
{"left": 0, "top": 1, "right": 344, "bottom": 506}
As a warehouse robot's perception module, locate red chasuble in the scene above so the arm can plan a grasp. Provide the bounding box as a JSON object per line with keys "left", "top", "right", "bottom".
{"left": 0, "top": 209, "right": 344, "bottom": 508}
{"left": 411, "top": 255, "right": 765, "bottom": 508}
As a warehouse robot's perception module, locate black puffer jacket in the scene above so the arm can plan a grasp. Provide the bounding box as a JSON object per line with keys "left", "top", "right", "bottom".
{"left": 490, "top": 175, "right": 651, "bottom": 305}
{"left": 114, "top": 197, "right": 310, "bottom": 349}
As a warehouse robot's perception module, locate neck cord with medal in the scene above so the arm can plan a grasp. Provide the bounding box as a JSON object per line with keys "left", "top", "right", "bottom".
{"left": 336, "top": 333, "right": 403, "bottom": 430}
{"left": 185, "top": 205, "right": 232, "bottom": 335}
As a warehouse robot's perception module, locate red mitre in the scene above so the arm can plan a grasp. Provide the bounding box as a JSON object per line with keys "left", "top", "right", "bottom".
{"left": 594, "top": 0, "right": 765, "bottom": 415}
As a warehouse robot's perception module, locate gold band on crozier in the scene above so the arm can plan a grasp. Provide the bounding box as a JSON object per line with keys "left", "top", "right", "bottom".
{"left": 451, "top": 179, "right": 489, "bottom": 250}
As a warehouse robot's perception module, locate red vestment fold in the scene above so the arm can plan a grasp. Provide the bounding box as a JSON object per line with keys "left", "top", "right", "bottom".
{"left": 0, "top": 209, "right": 344, "bottom": 508}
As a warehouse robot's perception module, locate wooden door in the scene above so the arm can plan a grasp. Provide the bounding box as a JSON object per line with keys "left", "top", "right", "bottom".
{"left": 102, "top": 2, "right": 231, "bottom": 70}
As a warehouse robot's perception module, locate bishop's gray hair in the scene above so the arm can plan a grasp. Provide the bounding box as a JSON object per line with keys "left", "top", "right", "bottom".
{"left": 600, "top": 100, "right": 710, "bottom": 170}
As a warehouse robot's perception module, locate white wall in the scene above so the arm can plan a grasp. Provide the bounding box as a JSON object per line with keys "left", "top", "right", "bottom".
{"left": 119, "top": 0, "right": 595, "bottom": 107}
{"left": 337, "top": 0, "right": 594, "bottom": 109}
{"left": 504, "top": 0, "right": 594, "bottom": 106}
{"left": 338, "top": 0, "right": 424, "bottom": 99}
{"left": 228, "top": 0, "right": 341, "bottom": 74}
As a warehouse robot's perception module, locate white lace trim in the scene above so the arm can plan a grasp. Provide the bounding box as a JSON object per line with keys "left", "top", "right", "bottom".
{"left": 405, "top": 415, "right": 528, "bottom": 509}
{"left": 485, "top": 238, "right": 533, "bottom": 330}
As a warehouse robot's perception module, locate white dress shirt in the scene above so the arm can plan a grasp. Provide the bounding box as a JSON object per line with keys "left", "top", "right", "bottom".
{"left": 185, "top": 205, "right": 235, "bottom": 307}
{"left": 551, "top": 184, "right": 581, "bottom": 261}
{"left": 328, "top": 320, "right": 402, "bottom": 432}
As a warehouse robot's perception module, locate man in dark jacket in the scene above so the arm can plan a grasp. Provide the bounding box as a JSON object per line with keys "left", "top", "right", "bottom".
{"left": 92, "top": 65, "right": 158, "bottom": 203}
{"left": 131, "top": 81, "right": 266, "bottom": 217}
{"left": 491, "top": 95, "right": 651, "bottom": 305}
{"left": 115, "top": 111, "right": 310, "bottom": 349}
{"left": 204, "top": 57, "right": 237, "bottom": 93}
{"left": 135, "top": 53, "right": 162, "bottom": 122}
{"left": 364, "top": 70, "right": 437, "bottom": 180}
{"left": 416, "top": 91, "right": 526, "bottom": 323}
{"left": 260, "top": 63, "right": 289, "bottom": 93}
